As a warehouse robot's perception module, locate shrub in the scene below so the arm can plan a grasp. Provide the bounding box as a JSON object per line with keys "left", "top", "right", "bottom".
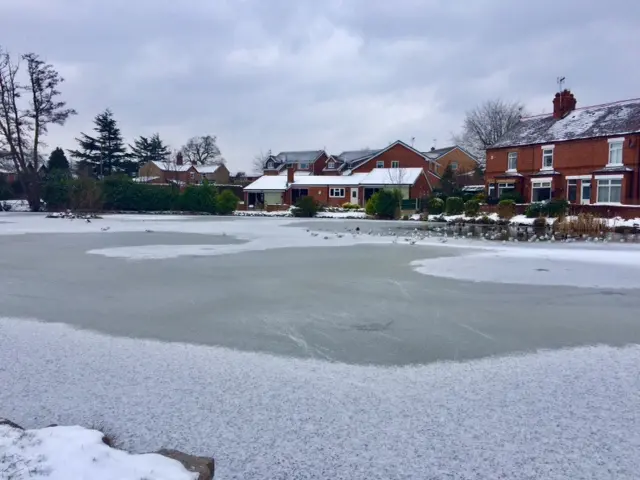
{"left": 341, "top": 202, "right": 361, "bottom": 210}
{"left": 547, "top": 199, "right": 569, "bottom": 217}
{"left": 367, "top": 189, "right": 401, "bottom": 219}
{"left": 426, "top": 197, "right": 444, "bottom": 215}
{"left": 445, "top": 196, "right": 464, "bottom": 215}
{"left": 464, "top": 199, "right": 480, "bottom": 217}
{"left": 292, "top": 195, "right": 320, "bottom": 217}
{"left": 365, "top": 197, "right": 376, "bottom": 216}
{"left": 533, "top": 217, "right": 547, "bottom": 236}
{"left": 525, "top": 202, "right": 543, "bottom": 218}
{"left": 474, "top": 193, "right": 487, "bottom": 203}
{"left": 69, "top": 178, "right": 103, "bottom": 211}
{"left": 555, "top": 214, "right": 608, "bottom": 237}
{"left": 42, "top": 173, "right": 71, "bottom": 210}
{"left": 497, "top": 199, "right": 516, "bottom": 219}
{"left": 217, "top": 189, "right": 239, "bottom": 215}
{"left": 0, "top": 176, "right": 13, "bottom": 201}
{"left": 499, "top": 191, "right": 524, "bottom": 203}
{"left": 179, "top": 184, "right": 217, "bottom": 213}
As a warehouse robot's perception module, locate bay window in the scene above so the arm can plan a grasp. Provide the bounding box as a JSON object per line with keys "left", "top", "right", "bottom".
{"left": 531, "top": 179, "right": 552, "bottom": 202}
{"left": 597, "top": 178, "right": 622, "bottom": 203}
{"left": 608, "top": 140, "right": 623, "bottom": 165}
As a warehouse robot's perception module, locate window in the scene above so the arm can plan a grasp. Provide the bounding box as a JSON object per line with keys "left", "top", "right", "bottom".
{"left": 542, "top": 148, "right": 554, "bottom": 169}
{"left": 329, "top": 188, "right": 345, "bottom": 198}
{"left": 391, "top": 161, "right": 400, "bottom": 168}
{"left": 608, "top": 140, "right": 623, "bottom": 165}
{"left": 531, "top": 180, "right": 552, "bottom": 202}
{"left": 507, "top": 152, "right": 518, "bottom": 171}
{"left": 450, "top": 161, "right": 459, "bottom": 171}
{"left": 567, "top": 180, "right": 578, "bottom": 203}
{"left": 498, "top": 183, "right": 514, "bottom": 196}
{"left": 266, "top": 161, "right": 273, "bottom": 169}
{"left": 328, "top": 161, "right": 335, "bottom": 169}
{"left": 597, "top": 178, "right": 622, "bottom": 203}
{"left": 189, "top": 171, "right": 195, "bottom": 180}
{"left": 376, "top": 160, "right": 384, "bottom": 168}
{"left": 488, "top": 185, "right": 496, "bottom": 197}
{"left": 581, "top": 180, "right": 591, "bottom": 204}
{"left": 299, "top": 163, "right": 309, "bottom": 169}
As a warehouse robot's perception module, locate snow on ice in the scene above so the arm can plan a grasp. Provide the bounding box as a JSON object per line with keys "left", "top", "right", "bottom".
{"left": 0, "top": 423, "right": 197, "bottom": 480}
{"left": 1, "top": 317, "right": 639, "bottom": 480}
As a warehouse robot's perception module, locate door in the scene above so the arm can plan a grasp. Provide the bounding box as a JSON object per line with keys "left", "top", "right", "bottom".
{"left": 581, "top": 180, "right": 591, "bottom": 204}
{"left": 350, "top": 187, "right": 359, "bottom": 205}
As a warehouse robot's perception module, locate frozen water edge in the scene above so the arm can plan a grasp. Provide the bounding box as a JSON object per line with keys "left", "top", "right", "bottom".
{"left": 1, "top": 317, "right": 639, "bottom": 480}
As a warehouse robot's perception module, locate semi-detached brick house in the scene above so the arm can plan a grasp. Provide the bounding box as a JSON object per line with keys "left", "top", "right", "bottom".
{"left": 486, "top": 90, "right": 640, "bottom": 205}
{"left": 245, "top": 140, "right": 447, "bottom": 207}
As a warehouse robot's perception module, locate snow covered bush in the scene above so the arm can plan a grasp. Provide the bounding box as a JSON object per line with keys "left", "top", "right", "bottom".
{"left": 445, "top": 196, "right": 464, "bottom": 215}
{"left": 341, "top": 202, "right": 361, "bottom": 210}
{"left": 497, "top": 199, "right": 516, "bottom": 219}
{"left": 464, "top": 199, "right": 480, "bottom": 217}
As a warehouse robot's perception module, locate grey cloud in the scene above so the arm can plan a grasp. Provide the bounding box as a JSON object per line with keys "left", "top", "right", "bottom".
{"left": 0, "top": 0, "right": 638, "bottom": 170}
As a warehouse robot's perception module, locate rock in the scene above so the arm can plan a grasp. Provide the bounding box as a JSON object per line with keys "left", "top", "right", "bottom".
{"left": 156, "top": 449, "right": 215, "bottom": 480}
{"left": 0, "top": 418, "right": 23, "bottom": 430}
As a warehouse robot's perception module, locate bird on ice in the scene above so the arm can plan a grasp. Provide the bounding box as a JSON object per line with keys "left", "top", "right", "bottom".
{"left": 101, "top": 226, "right": 110, "bottom": 232}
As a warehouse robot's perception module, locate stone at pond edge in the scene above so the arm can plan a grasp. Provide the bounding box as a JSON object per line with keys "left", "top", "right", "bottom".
{"left": 157, "top": 448, "right": 215, "bottom": 480}
{"left": 0, "top": 418, "right": 24, "bottom": 430}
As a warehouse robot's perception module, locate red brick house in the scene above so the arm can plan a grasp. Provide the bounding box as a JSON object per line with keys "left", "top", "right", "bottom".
{"left": 245, "top": 140, "right": 439, "bottom": 207}
{"left": 486, "top": 90, "right": 640, "bottom": 205}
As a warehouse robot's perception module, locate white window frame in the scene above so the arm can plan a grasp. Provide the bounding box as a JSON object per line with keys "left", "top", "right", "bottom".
{"left": 497, "top": 182, "right": 514, "bottom": 197}
{"left": 189, "top": 171, "right": 195, "bottom": 180}
{"left": 327, "top": 161, "right": 335, "bottom": 169}
{"left": 329, "top": 187, "right": 345, "bottom": 198}
{"left": 607, "top": 138, "right": 624, "bottom": 166}
{"left": 266, "top": 161, "right": 273, "bottom": 169}
{"left": 299, "top": 163, "right": 309, "bottom": 169}
{"left": 541, "top": 145, "right": 555, "bottom": 170}
{"left": 567, "top": 179, "right": 578, "bottom": 203}
{"left": 531, "top": 177, "right": 552, "bottom": 202}
{"left": 507, "top": 152, "right": 518, "bottom": 171}
{"left": 596, "top": 176, "right": 623, "bottom": 204}
{"left": 376, "top": 160, "right": 384, "bottom": 168}
{"left": 391, "top": 160, "right": 400, "bottom": 168}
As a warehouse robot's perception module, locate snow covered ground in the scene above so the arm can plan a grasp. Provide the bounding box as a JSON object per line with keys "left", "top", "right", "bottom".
{"left": 1, "top": 317, "right": 639, "bottom": 480}
{"left": 0, "top": 423, "right": 197, "bottom": 480}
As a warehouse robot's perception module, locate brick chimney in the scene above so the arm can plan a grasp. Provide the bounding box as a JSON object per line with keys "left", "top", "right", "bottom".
{"left": 553, "top": 89, "right": 577, "bottom": 119}
{"left": 176, "top": 152, "right": 183, "bottom": 166}
{"left": 287, "top": 165, "right": 295, "bottom": 184}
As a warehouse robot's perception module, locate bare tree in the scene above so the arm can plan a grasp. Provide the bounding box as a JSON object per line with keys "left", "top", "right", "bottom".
{"left": 387, "top": 166, "right": 408, "bottom": 210}
{"left": 452, "top": 99, "right": 526, "bottom": 167}
{"left": 252, "top": 150, "right": 270, "bottom": 174}
{"left": 0, "top": 48, "right": 76, "bottom": 210}
{"left": 181, "top": 135, "right": 224, "bottom": 165}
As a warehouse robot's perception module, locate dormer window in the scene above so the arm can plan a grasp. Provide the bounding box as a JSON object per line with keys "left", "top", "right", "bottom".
{"left": 299, "top": 163, "right": 308, "bottom": 169}
{"left": 266, "top": 161, "right": 274, "bottom": 169}
{"left": 328, "top": 161, "right": 335, "bottom": 169}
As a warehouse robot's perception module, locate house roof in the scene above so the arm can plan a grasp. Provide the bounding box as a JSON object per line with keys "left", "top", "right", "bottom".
{"left": 244, "top": 168, "right": 423, "bottom": 191}
{"left": 151, "top": 161, "right": 193, "bottom": 172}
{"left": 274, "top": 150, "right": 324, "bottom": 163}
{"left": 422, "top": 146, "right": 456, "bottom": 159}
{"left": 336, "top": 150, "right": 379, "bottom": 163}
{"left": 491, "top": 98, "right": 640, "bottom": 148}
{"left": 195, "top": 164, "right": 223, "bottom": 174}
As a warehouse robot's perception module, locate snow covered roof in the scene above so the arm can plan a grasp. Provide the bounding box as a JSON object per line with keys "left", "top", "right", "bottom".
{"left": 359, "top": 168, "right": 423, "bottom": 186}
{"left": 151, "top": 161, "right": 193, "bottom": 172}
{"left": 244, "top": 169, "right": 422, "bottom": 191}
{"left": 275, "top": 150, "right": 324, "bottom": 163}
{"left": 133, "top": 176, "right": 160, "bottom": 183}
{"left": 195, "top": 164, "right": 222, "bottom": 174}
{"left": 422, "top": 146, "right": 456, "bottom": 159}
{"left": 492, "top": 98, "right": 640, "bottom": 148}
{"left": 336, "top": 150, "right": 379, "bottom": 163}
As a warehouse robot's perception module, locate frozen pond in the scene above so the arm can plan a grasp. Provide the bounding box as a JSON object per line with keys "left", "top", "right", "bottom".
{"left": 1, "top": 215, "right": 640, "bottom": 365}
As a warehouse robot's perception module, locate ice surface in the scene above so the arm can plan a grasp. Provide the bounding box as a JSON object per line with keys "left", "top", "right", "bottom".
{"left": 412, "top": 247, "right": 640, "bottom": 288}
{"left": 1, "top": 317, "right": 639, "bottom": 479}
{"left": 0, "top": 424, "right": 196, "bottom": 480}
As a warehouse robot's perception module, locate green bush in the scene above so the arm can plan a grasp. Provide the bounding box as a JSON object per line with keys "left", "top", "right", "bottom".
{"left": 367, "top": 189, "right": 401, "bottom": 219}
{"left": 42, "top": 172, "right": 71, "bottom": 210}
{"left": 101, "top": 176, "right": 179, "bottom": 212}
{"left": 497, "top": 199, "right": 516, "bottom": 219}
{"left": 217, "top": 189, "right": 239, "bottom": 215}
{"left": 365, "top": 197, "right": 376, "bottom": 216}
{"left": 525, "top": 200, "right": 567, "bottom": 218}
{"left": 179, "top": 184, "right": 217, "bottom": 213}
{"left": 292, "top": 195, "right": 320, "bottom": 217}
{"left": 445, "top": 196, "right": 464, "bottom": 215}
{"left": 69, "top": 178, "right": 103, "bottom": 211}
{"left": 426, "top": 197, "right": 445, "bottom": 215}
{"left": 474, "top": 193, "right": 487, "bottom": 203}
{"left": 499, "top": 191, "right": 524, "bottom": 203}
{"left": 464, "top": 199, "right": 480, "bottom": 217}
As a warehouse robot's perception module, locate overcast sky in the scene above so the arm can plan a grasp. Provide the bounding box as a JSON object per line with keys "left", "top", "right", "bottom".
{"left": 1, "top": 0, "right": 638, "bottom": 172}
